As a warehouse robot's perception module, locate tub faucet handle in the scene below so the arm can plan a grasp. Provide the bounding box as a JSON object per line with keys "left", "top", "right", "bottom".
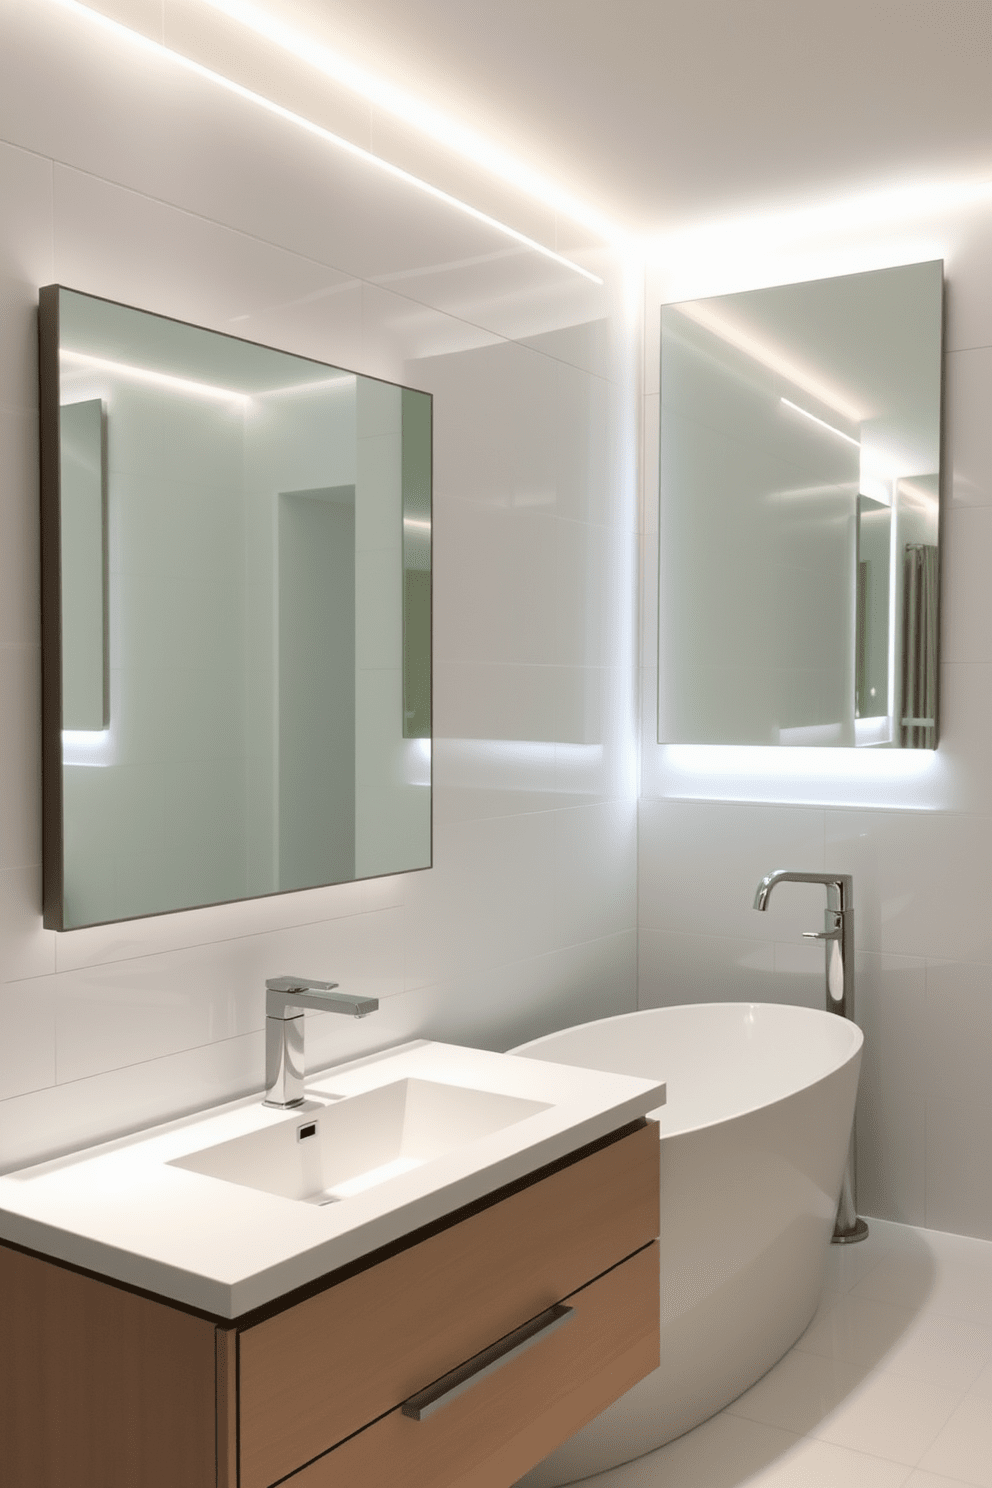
{"left": 802, "top": 910, "right": 842, "bottom": 942}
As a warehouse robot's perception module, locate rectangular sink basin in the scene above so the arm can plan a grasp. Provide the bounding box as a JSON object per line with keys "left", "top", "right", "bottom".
{"left": 0, "top": 1040, "right": 665, "bottom": 1316}
{"left": 170, "top": 1078, "right": 551, "bottom": 1206}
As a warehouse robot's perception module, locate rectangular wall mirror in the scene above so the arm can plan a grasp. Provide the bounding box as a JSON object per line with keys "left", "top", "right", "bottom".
{"left": 658, "top": 260, "right": 943, "bottom": 748}
{"left": 40, "top": 286, "right": 432, "bottom": 930}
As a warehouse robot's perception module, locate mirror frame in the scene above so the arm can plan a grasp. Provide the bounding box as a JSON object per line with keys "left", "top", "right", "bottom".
{"left": 38, "top": 284, "right": 433, "bottom": 930}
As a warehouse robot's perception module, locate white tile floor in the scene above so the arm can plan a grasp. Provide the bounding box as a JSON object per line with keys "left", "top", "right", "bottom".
{"left": 580, "top": 1219, "right": 992, "bottom": 1488}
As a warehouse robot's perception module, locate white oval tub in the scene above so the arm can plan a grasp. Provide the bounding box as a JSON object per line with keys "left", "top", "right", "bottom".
{"left": 511, "top": 1002, "right": 863, "bottom": 1487}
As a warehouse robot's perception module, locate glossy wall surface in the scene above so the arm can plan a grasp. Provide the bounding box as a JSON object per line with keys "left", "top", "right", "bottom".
{"left": 0, "top": 0, "right": 638, "bottom": 1169}
{"left": 642, "top": 208, "right": 992, "bottom": 1241}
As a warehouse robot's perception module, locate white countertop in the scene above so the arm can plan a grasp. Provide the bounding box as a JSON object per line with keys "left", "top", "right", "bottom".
{"left": 0, "top": 1040, "right": 665, "bottom": 1318}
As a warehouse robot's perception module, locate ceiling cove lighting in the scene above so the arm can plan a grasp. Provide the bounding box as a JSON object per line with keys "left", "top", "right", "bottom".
{"left": 50, "top": 0, "right": 605, "bottom": 285}
{"left": 650, "top": 174, "right": 992, "bottom": 270}
{"left": 780, "top": 398, "right": 860, "bottom": 447}
{"left": 195, "top": 0, "right": 629, "bottom": 249}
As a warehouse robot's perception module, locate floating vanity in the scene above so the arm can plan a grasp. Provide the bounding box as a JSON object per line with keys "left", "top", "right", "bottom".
{"left": 0, "top": 1040, "right": 664, "bottom": 1487}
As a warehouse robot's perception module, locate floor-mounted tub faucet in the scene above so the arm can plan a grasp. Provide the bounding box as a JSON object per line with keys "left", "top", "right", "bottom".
{"left": 753, "top": 871, "right": 868, "bottom": 1245}
{"left": 263, "top": 976, "right": 379, "bottom": 1109}
{"left": 753, "top": 871, "right": 854, "bottom": 1020}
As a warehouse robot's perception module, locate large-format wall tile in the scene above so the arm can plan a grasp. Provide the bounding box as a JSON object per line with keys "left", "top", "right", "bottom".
{"left": 945, "top": 346, "right": 992, "bottom": 508}
{"left": 640, "top": 530, "right": 660, "bottom": 681}
{"left": 641, "top": 391, "right": 660, "bottom": 538}
{"left": 932, "top": 664, "right": 992, "bottom": 814}
{"left": 369, "top": 234, "right": 609, "bottom": 352}
{"left": 554, "top": 518, "right": 615, "bottom": 668}
{"left": 0, "top": 405, "right": 41, "bottom": 649}
{"left": 825, "top": 810, "right": 992, "bottom": 962}
{"left": 638, "top": 798, "right": 827, "bottom": 941}
{"left": 434, "top": 498, "right": 562, "bottom": 667}
{"left": 432, "top": 669, "right": 634, "bottom": 818}
{"left": 554, "top": 665, "right": 637, "bottom": 807}
{"left": 643, "top": 263, "right": 663, "bottom": 399}
{"left": 52, "top": 165, "right": 366, "bottom": 371}
{"left": 941, "top": 204, "right": 992, "bottom": 355}
{"left": 638, "top": 929, "right": 777, "bottom": 1008}
{"left": 54, "top": 904, "right": 407, "bottom": 1086}
{"left": 0, "top": 866, "right": 55, "bottom": 984}
{"left": 924, "top": 960, "right": 992, "bottom": 1109}
{"left": 544, "top": 931, "right": 638, "bottom": 1040}
{"left": 432, "top": 733, "right": 560, "bottom": 826}
{"left": 0, "top": 140, "right": 53, "bottom": 413}
{"left": 550, "top": 362, "right": 613, "bottom": 527}
{"left": 0, "top": 976, "right": 55, "bottom": 1101}
{"left": 0, "top": 643, "right": 41, "bottom": 874}
{"left": 0, "top": 1029, "right": 265, "bottom": 1173}
{"left": 926, "top": 1088, "right": 992, "bottom": 1241}
{"left": 424, "top": 337, "right": 558, "bottom": 515}
{"left": 402, "top": 811, "right": 557, "bottom": 991}
{"left": 518, "top": 320, "right": 612, "bottom": 387}
{"left": 53, "top": 947, "right": 257, "bottom": 1086}
{"left": 941, "top": 505, "right": 992, "bottom": 665}
{"left": 397, "top": 932, "right": 636, "bottom": 1056}
{"left": 552, "top": 800, "right": 636, "bottom": 949}
{"left": 433, "top": 660, "right": 563, "bottom": 747}
{"left": 772, "top": 938, "right": 831, "bottom": 1010}
{"left": 639, "top": 930, "right": 825, "bottom": 1010}
{"left": 854, "top": 952, "right": 927, "bottom": 1227}
{"left": 363, "top": 281, "right": 504, "bottom": 386}
{"left": 52, "top": 877, "right": 371, "bottom": 974}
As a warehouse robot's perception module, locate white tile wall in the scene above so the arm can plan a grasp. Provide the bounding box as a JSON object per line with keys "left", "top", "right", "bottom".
{"left": 7, "top": 0, "right": 991, "bottom": 1254}
{"left": 641, "top": 198, "right": 992, "bottom": 1241}
{"left": 0, "top": 1, "right": 637, "bottom": 1170}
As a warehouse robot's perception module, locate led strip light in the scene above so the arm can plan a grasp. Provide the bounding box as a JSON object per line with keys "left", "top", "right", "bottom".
{"left": 49, "top": 0, "right": 607, "bottom": 284}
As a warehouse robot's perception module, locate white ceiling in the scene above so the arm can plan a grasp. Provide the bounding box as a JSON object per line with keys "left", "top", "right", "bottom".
{"left": 277, "top": 0, "right": 992, "bottom": 234}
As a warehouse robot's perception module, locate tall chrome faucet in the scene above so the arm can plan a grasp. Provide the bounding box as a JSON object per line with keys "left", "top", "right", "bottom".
{"left": 753, "top": 871, "right": 854, "bottom": 1020}
{"left": 263, "top": 976, "right": 379, "bottom": 1109}
{"left": 753, "top": 871, "right": 867, "bottom": 1244}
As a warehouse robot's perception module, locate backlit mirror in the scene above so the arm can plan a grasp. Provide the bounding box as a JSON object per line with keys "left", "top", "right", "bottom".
{"left": 40, "top": 286, "right": 432, "bottom": 930}
{"left": 658, "top": 260, "right": 943, "bottom": 748}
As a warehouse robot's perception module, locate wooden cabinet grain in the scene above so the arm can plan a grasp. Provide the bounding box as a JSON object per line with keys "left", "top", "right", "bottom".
{"left": 0, "top": 1121, "right": 659, "bottom": 1488}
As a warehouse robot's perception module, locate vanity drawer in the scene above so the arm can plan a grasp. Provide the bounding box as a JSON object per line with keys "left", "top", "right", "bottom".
{"left": 281, "top": 1241, "right": 660, "bottom": 1488}
{"left": 238, "top": 1121, "right": 659, "bottom": 1488}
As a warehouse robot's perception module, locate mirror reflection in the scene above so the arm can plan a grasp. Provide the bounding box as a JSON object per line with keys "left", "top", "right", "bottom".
{"left": 40, "top": 287, "right": 432, "bottom": 930}
{"left": 658, "top": 260, "right": 942, "bottom": 748}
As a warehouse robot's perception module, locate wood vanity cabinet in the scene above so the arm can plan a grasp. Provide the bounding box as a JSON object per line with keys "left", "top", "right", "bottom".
{"left": 0, "top": 1120, "right": 659, "bottom": 1488}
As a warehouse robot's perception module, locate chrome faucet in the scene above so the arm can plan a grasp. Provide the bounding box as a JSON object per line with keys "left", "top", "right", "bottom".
{"left": 263, "top": 976, "right": 379, "bottom": 1109}
{"left": 753, "top": 871, "right": 854, "bottom": 1020}
{"left": 753, "top": 871, "right": 867, "bottom": 1244}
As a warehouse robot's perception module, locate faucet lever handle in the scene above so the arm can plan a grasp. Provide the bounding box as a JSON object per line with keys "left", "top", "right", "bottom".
{"left": 266, "top": 976, "right": 338, "bottom": 994}
{"left": 803, "top": 908, "right": 843, "bottom": 942}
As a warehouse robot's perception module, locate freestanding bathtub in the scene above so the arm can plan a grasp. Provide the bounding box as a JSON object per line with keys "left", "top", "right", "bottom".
{"left": 511, "top": 1002, "right": 863, "bottom": 1487}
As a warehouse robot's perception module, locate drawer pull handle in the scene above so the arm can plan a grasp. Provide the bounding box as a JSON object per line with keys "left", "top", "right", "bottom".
{"left": 401, "top": 1304, "right": 574, "bottom": 1422}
